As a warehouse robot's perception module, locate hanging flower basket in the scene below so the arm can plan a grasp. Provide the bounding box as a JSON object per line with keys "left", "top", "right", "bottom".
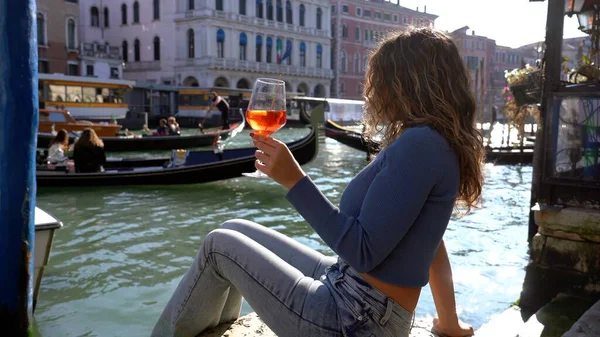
{"left": 506, "top": 67, "right": 542, "bottom": 107}
{"left": 510, "top": 71, "right": 542, "bottom": 106}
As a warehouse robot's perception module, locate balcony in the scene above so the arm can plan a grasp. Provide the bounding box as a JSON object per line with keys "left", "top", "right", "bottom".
{"left": 81, "top": 42, "right": 121, "bottom": 60}
{"left": 124, "top": 60, "right": 161, "bottom": 71}
{"left": 175, "top": 56, "right": 333, "bottom": 79}
{"left": 174, "top": 9, "right": 330, "bottom": 38}
{"left": 363, "top": 40, "right": 377, "bottom": 49}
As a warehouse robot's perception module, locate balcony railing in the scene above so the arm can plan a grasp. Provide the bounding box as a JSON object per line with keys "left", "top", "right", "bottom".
{"left": 363, "top": 40, "right": 377, "bottom": 49}
{"left": 176, "top": 56, "right": 333, "bottom": 79}
{"left": 124, "top": 60, "right": 161, "bottom": 71}
{"left": 174, "top": 9, "right": 329, "bottom": 38}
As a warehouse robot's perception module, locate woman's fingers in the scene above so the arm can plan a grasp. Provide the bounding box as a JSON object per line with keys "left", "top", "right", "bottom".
{"left": 255, "top": 150, "right": 270, "bottom": 165}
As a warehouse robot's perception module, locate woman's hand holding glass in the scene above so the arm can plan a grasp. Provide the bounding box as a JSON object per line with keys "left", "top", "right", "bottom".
{"left": 251, "top": 132, "right": 306, "bottom": 190}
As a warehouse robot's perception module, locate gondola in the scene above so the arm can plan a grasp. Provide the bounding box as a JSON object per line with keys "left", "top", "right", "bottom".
{"left": 36, "top": 127, "right": 318, "bottom": 187}
{"left": 37, "top": 112, "right": 246, "bottom": 152}
{"left": 324, "top": 120, "right": 379, "bottom": 152}
{"left": 324, "top": 119, "right": 535, "bottom": 165}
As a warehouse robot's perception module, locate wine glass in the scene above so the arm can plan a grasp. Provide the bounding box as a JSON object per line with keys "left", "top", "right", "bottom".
{"left": 242, "top": 78, "right": 287, "bottom": 178}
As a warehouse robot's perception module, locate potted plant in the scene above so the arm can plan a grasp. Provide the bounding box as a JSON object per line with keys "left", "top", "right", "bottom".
{"left": 569, "top": 55, "right": 600, "bottom": 83}
{"left": 505, "top": 64, "right": 542, "bottom": 106}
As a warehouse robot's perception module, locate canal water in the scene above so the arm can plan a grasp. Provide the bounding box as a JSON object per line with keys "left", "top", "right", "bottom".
{"left": 35, "top": 127, "right": 532, "bottom": 337}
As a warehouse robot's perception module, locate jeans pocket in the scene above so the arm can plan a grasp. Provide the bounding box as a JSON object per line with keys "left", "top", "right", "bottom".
{"left": 331, "top": 279, "right": 376, "bottom": 337}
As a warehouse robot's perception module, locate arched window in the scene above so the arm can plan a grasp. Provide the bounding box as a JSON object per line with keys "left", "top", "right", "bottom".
{"left": 37, "top": 13, "right": 45, "bottom": 45}
{"left": 266, "top": 0, "right": 273, "bottom": 20}
{"left": 67, "top": 18, "right": 76, "bottom": 49}
{"left": 153, "top": 0, "right": 160, "bottom": 20}
{"left": 121, "top": 4, "right": 127, "bottom": 25}
{"left": 104, "top": 8, "right": 109, "bottom": 27}
{"left": 216, "top": 0, "right": 223, "bottom": 11}
{"left": 276, "top": 0, "right": 283, "bottom": 22}
{"left": 256, "top": 0, "right": 263, "bottom": 18}
{"left": 316, "top": 8, "right": 322, "bottom": 30}
{"left": 133, "top": 1, "right": 140, "bottom": 23}
{"left": 354, "top": 53, "right": 359, "bottom": 73}
{"left": 91, "top": 6, "right": 99, "bottom": 27}
{"left": 188, "top": 0, "right": 195, "bottom": 10}
{"left": 341, "top": 50, "right": 346, "bottom": 72}
{"left": 299, "top": 4, "right": 305, "bottom": 27}
{"left": 316, "top": 44, "right": 322, "bottom": 68}
{"left": 216, "top": 29, "right": 225, "bottom": 58}
{"left": 256, "top": 35, "right": 263, "bottom": 62}
{"left": 285, "top": 1, "right": 292, "bottom": 24}
{"left": 187, "top": 29, "right": 195, "bottom": 58}
{"left": 239, "top": 0, "right": 246, "bottom": 15}
{"left": 363, "top": 55, "right": 368, "bottom": 71}
{"left": 122, "top": 40, "right": 128, "bottom": 62}
{"left": 266, "top": 37, "right": 273, "bottom": 63}
{"left": 134, "top": 38, "right": 140, "bottom": 61}
{"left": 153, "top": 36, "right": 161, "bottom": 61}
{"left": 239, "top": 32, "right": 247, "bottom": 61}
{"left": 299, "top": 42, "right": 306, "bottom": 67}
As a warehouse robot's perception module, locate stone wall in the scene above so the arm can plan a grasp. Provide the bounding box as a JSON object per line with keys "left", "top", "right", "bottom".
{"left": 520, "top": 206, "right": 600, "bottom": 313}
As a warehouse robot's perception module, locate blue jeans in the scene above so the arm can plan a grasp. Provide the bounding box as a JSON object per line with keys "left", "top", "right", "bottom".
{"left": 151, "top": 219, "right": 414, "bottom": 337}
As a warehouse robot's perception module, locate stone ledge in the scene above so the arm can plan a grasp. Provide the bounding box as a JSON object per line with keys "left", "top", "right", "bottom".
{"left": 563, "top": 299, "right": 600, "bottom": 337}
{"left": 535, "top": 207, "right": 600, "bottom": 242}
{"left": 198, "top": 313, "right": 438, "bottom": 337}
{"left": 530, "top": 234, "right": 600, "bottom": 275}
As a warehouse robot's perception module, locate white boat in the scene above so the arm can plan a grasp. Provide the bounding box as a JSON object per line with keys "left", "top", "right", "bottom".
{"left": 34, "top": 207, "right": 63, "bottom": 311}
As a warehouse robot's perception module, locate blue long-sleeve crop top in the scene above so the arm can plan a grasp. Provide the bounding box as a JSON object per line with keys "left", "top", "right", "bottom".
{"left": 286, "top": 126, "right": 460, "bottom": 287}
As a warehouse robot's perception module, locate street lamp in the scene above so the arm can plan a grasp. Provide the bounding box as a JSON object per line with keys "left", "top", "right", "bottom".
{"left": 577, "top": 5, "right": 599, "bottom": 33}
{"left": 565, "top": 0, "right": 586, "bottom": 17}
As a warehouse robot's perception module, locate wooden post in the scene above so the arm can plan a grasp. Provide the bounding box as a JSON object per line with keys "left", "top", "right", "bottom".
{"left": 479, "top": 59, "right": 486, "bottom": 135}
{"left": 528, "top": 0, "right": 565, "bottom": 242}
{"left": 0, "top": 0, "right": 39, "bottom": 335}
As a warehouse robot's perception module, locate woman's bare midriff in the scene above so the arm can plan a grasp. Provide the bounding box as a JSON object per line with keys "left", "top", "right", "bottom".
{"left": 360, "top": 273, "right": 421, "bottom": 313}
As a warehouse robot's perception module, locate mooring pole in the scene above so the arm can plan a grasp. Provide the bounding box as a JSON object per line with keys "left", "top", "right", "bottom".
{"left": 0, "top": 0, "right": 39, "bottom": 335}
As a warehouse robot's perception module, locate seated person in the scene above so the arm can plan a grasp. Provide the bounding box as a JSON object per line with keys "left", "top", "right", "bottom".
{"left": 141, "top": 124, "right": 152, "bottom": 136}
{"left": 47, "top": 129, "right": 72, "bottom": 170}
{"left": 167, "top": 116, "right": 181, "bottom": 136}
{"left": 156, "top": 119, "right": 168, "bottom": 136}
{"left": 74, "top": 128, "right": 106, "bottom": 173}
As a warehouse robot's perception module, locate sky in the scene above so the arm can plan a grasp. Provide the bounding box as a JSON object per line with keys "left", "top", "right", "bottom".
{"left": 393, "top": 0, "right": 586, "bottom": 48}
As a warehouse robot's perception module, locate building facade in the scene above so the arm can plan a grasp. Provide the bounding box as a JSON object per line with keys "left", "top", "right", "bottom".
{"left": 450, "top": 26, "right": 529, "bottom": 121}
{"left": 80, "top": 0, "right": 333, "bottom": 96}
{"left": 36, "top": 0, "right": 81, "bottom": 75}
{"left": 330, "top": 0, "right": 437, "bottom": 99}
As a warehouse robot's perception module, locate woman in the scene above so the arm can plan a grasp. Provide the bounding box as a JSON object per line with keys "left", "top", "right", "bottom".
{"left": 152, "top": 28, "right": 484, "bottom": 337}
{"left": 167, "top": 116, "right": 181, "bottom": 136}
{"left": 74, "top": 128, "right": 106, "bottom": 173}
{"left": 156, "top": 119, "right": 168, "bottom": 136}
{"left": 46, "top": 129, "right": 70, "bottom": 165}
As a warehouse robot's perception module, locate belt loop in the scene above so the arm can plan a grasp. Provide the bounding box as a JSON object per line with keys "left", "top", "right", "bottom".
{"left": 379, "top": 298, "right": 394, "bottom": 326}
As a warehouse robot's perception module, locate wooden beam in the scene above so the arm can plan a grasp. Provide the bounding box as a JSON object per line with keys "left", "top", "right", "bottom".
{"left": 528, "top": 0, "right": 565, "bottom": 242}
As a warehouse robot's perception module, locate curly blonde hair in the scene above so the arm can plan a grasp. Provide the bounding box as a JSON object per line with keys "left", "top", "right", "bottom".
{"left": 362, "top": 27, "right": 484, "bottom": 212}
